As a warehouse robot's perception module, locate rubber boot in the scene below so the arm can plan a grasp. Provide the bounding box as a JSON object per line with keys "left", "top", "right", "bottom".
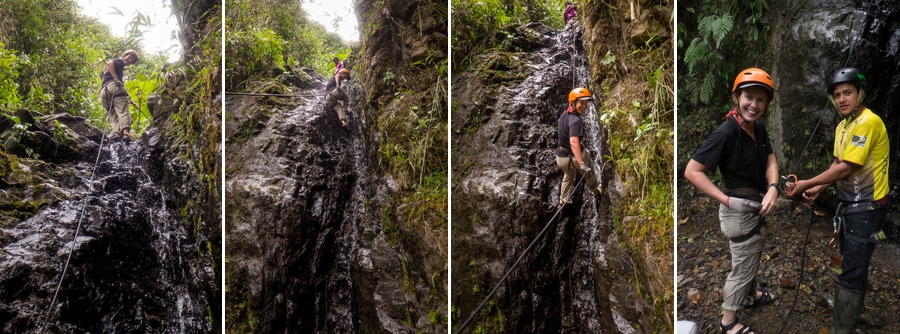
{"left": 830, "top": 285, "right": 865, "bottom": 334}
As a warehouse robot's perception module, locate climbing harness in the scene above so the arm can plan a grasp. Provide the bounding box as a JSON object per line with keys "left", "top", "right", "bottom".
{"left": 224, "top": 92, "right": 319, "bottom": 98}
{"left": 454, "top": 174, "right": 587, "bottom": 334}
{"left": 775, "top": 2, "right": 873, "bottom": 333}
{"left": 37, "top": 134, "right": 106, "bottom": 333}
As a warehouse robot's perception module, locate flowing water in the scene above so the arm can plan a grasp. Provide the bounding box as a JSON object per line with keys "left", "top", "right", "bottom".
{"left": 0, "top": 139, "right": 213, "bottom": 333}
{"left": 451, "top": 21, "right": 653, "bottom": 333}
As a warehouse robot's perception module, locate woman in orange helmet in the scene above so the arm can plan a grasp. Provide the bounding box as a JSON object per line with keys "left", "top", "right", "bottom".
{"left": 684, "top": 68, "right": 781, "bottom": 334}
{"left": 100, "top": 49, "right": 140, "bottom": 141}
{"left": 555, "top": 87, "right": 602, "bottom": 207}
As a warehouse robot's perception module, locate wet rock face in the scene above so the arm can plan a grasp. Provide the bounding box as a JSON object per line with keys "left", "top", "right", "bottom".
{"left": 226, "top": 66, "right": 445, "bottom": 332}
{"left": 0, "top": 133, "right": 215, "bottom": 332}
{"left": 225, "top": 75, "right": 365, "bottom": 333}
{"left": 765, "top": 0, "right": 900, "bottom": 233}
{"left": 451, "top": 22, "right": 652, "bottom": 333}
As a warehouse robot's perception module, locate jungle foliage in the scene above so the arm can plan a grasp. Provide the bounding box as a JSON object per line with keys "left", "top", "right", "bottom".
{"left": 0, "top": 0, "right": 173, "bottom": 137}
{"left": 677, "top": 0, "right": 770, "bottom": 166}
{"left": 451, "top": 0, "right": 566, "bottom": 70}
{"left": 224, "top": 0, "right": 351, "bottom": 90}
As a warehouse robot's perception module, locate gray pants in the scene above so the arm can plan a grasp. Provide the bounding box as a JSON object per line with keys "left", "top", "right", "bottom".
{"left": 325, "top": 88, "right": 349, "bottom": 122}
{"left": 100, "top": 81, "right": 132, "bottom": 135}
{"left": 719, "top": 203, "right": 766, "bottom": 311}
{"left": 555, "top": 149, "right": 599, "bottom": 203}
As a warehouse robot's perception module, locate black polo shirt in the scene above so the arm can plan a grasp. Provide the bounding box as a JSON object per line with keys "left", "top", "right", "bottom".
{"left": 556, "top": 110, "right": 584, "bottom": 157}
{"left": 325, "top": 74, "right": 337, "bottom": 92}
{"left": 101, "top": 58, "right": 125, "bottom": 86}
{"left": 691, "top": 112, "right": 773, "bottom": 192}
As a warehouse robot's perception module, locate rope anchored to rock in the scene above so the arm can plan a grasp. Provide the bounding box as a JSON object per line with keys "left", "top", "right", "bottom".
{"left": 454, "top": 174, "right": 587, "bottom": 334}
{"left": 37, "top": 135, "right": 107, "bottom": 333}
{"left": 224, "top": 91, "right": 320, "bottom": 98}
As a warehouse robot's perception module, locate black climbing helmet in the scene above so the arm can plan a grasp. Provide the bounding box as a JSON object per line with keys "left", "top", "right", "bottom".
{"left": 827, "top": 67, "right": 866, "bottom": 95}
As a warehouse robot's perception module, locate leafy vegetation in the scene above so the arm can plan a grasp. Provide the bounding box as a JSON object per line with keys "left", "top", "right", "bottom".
{"left": 451, "top": 0, "right": 567, "bottom": 70}
{"left": 0, "top": 0, "right": 172, "bottom": 138}
{"left": 224, "top": 0, "right": 351, "bottom": 90}
{"left": 677, "top": 0, "right": 771, "bottom": 167}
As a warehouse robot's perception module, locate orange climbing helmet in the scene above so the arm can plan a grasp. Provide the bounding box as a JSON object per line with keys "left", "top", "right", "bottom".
{"left": 122, "top": 49, "right": 140, "bottom": 63}
{"left": 568, "top": 87, "right": 594, "bottom": 104}
{"left": 732, "top": 68, "right": 774, "bottom": 100}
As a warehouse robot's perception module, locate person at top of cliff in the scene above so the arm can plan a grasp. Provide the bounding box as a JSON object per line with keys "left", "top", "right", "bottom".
{"left": 332, "top": 57, "right": 344, "bottom": 75}
{"left": 564, "top": 1, "right": 576, "bottom": 23}
{"left": 101, "top": 49, "right": 141, "bottom": 141}
{"left": 785, "top": 67, "right": 889, "bottom": 334}
{"left": 555, "top": 87, "right": 602, "bottom": 207}
{"left": 325, "top": 68, "right": 351, "bottom": 127}
{"left": 685, "top": 68, "right": 781, "bottom": 334}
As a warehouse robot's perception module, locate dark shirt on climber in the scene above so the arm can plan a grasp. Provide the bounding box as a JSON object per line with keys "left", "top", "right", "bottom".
{"left": 325, "top": 74, "right": 338, "bottom": 92}
{"left": 555, "top": 110, "right": 584, "bottom": 157}
{"left": 101, "top": 58, "right": 125, "bottom": 86}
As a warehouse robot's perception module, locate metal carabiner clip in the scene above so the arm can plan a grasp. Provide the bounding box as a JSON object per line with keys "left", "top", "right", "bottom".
{"left": 828, "top": 230, "right": 839, "bottom": 249}
{"left": 781, "top": 174, "right": 798, "bottom": 193}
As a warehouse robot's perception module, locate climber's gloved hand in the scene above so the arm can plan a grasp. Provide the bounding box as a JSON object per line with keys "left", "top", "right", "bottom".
{"left": 578, "top": 161, "right": 592, "bottom": 175}
{"left": 727, "top": 196, "right": 762, "bottom": 213}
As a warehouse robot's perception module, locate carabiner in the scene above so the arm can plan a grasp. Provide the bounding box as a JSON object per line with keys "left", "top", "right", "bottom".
{"left": 781, "top": 174, "right": 798, "bottom": 193}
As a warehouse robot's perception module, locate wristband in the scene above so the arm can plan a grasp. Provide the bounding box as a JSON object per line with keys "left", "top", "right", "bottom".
{"left": 768, "top": 183, "right": 778, "bottom": 190}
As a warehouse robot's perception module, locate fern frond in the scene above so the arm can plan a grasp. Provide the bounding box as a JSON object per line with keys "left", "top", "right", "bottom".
{"left": 700, "top": 71, "right": 716, "bottom": 104}
{"left": 683, "top": 37, "right": 704, "bottom": 73}
{"left": 698, "top": 16, "right": 713, "bottom": 39}
{"left": 713, "top": 14, "right": 734, "bottom": 48}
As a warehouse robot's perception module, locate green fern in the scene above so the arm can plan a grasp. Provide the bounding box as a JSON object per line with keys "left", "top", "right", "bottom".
{"left": 699, "top": 71, "right": 716, "bottom": 104}
{"left": 712, "top": 14, "right": 734, "bottom": 48}
{"left": 683, "top": 38, "right": 706, "bottom": 73}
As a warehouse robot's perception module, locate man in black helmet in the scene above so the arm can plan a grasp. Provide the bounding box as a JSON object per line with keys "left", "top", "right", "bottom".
{"left": 786, "top": 67, "right": 890, "bottom": 334}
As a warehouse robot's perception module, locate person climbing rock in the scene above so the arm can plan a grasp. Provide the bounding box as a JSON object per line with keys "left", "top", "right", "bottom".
{"left": 100, "top": 49, "right": 140, "bottom": 141}
{"left": 325, "top": 68, "right": 351, "bottom": 126}
{"left": 564, "top": 1, "right": 576, "bottom": 23}
{"left": 684, "top": 68, "right": 781, "bottom": 334}
{"left": 785, "top": 67, "right": 889, "bottom": 334}
{"left": 555, "top": 87, "right": 602, "bottom": 207}
{"left": 332, "top": 57, "right": 344, "bottom": 75}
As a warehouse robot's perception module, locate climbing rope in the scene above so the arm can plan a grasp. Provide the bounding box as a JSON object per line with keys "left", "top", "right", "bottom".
{"left": 224, "top": 92, "right": 319, "bottom": 98}
{"left": 454, "top": 173, "right": 588, "bottom": 334}
{"left": 37, "top": 134, "right": 107, "bottom": 333}
{"left": 776, "top": 2, "right": 871, "bottom": 333}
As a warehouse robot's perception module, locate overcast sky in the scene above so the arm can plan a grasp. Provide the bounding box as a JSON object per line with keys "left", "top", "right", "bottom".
{"left": 76, "top": 0, "right": 181, "bottom": 60}
{"left": 75, "top": 0, "right": 358, "bottom": 61}
{"left": 304, "top": 0, "right": 359, "bottom": 42}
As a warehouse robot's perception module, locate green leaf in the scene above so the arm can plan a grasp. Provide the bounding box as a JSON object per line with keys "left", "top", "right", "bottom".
{"left": 713, "top": 14, "right": 734, "bottom": 49}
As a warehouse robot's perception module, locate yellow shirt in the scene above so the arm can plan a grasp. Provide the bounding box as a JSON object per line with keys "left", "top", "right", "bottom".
{"left": 833, "top": 108, "right": 890, "bottom": 202}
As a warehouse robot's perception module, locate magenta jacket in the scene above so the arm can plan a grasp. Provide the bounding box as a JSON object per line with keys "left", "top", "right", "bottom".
{"left": 564, "top": 5, "right": 576, "bottom": 22}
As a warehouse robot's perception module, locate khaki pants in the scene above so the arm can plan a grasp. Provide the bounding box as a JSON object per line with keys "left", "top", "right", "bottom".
{"left": 719, "top": 203, "right": 766, "bottom": 311}
{"left": 555, "top": 149, "right": 599, "bottom": 203}
{"left": 325, "top": 88, "right": 349, "bottom": 122}
{"left": 100, "top": 81, "right": 132, "bottom": 135}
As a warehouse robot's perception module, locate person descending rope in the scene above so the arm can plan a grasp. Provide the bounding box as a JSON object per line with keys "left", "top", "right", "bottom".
{"left": 564, "top": 1, "right": 576, "bottom": 23}
{"left": 332, "top": 57, "right": 344, "bottom": 75}
{"left": 785, "top": 67, "right": 890, "bottom": 334}
{"left": 325, "top": 68, "right": 351, "bottom": 126}
{"left": 555, "top": 87, "right": 602, "bottom": 207}
{"left": 101, "top": 50, "right": 140, "bottom": 141}
{"left": 685, "top": 68, "right": 781, "bottom": 334}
